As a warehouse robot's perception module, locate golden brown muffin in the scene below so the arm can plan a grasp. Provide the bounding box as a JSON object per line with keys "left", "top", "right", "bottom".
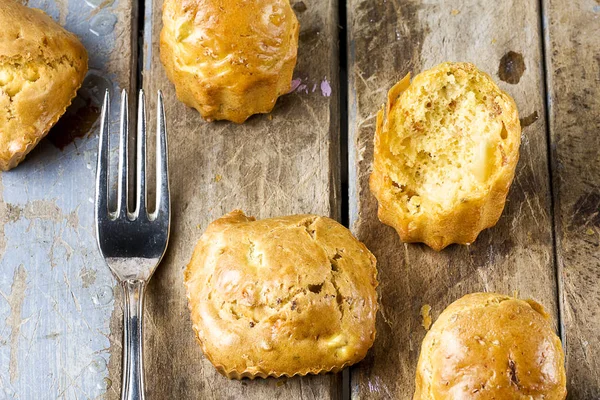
{"left": 370, "top": 62, "right": 521, "bottom": 250}
{"left": 414, "top": 293, "right": 567, "bottom": 400}
{"left": 160, "top": 0, "right": 299, "bottom": 123}
{"left": 184, "top": 210, "right": 378, "bottom": 379}
{"left": 0, "top": 0, "right": 88, "bottom": 170}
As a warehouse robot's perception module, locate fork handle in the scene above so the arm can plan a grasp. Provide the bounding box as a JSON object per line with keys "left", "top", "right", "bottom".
{"left": 121, "top": 280, "right": 146, "bottom": 400}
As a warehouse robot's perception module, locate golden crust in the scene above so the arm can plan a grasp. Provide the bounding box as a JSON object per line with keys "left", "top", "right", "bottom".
{"left": 184, "top": 210, "right": 378, "bottom": 379}
{"left": 414, "top": 293, "right": 567, "bottom": 399}
{"left": 0, "top": 0, "right": 88, "bottom": 170}
{"left": 160, "top": 0, "right": 299, "bottom": 123}
{"left": 370, "top": 62, "right": 521, "bottom": 250}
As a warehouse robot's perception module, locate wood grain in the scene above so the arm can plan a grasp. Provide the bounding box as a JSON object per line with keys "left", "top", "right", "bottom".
{"left": 0, "top": 0, "right": 137, "bottom": 398}
{"left": 105, "top": 0, "right": 342, "bottom": 398}
{"left": 543, "top": 0, "right": 600, "bottom": 397}
{"left": 347, "top": 1, "right": 558, "bottom": 398}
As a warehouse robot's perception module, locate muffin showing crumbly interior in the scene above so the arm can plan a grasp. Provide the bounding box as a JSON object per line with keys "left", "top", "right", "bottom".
{"left": 184, "top": 210, "right": 378, "bottom": 379}
{"left": 370, "top": 62, "right": 521, "bottom": 250}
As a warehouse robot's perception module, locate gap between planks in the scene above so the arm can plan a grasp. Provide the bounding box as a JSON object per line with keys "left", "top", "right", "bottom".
{"left": 537, "top": 0, "right": 565, "bottom": 347}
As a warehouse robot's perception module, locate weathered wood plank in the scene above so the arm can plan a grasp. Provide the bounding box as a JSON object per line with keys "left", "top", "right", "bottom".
{"left": 543, "top": 0, "right": 600, "bottom": 397}
{"left": 347, "top": 1, "right": 558, "bottom": 398}
{"left": 119, "top": 0, "right": 342, "bottom": 398}
{"left": 0, "top": 0, "right": 136, "bottom": 398}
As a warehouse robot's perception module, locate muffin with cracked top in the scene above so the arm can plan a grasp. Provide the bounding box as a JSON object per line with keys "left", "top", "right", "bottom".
{"left": 184, "top": 210, "right": 378, "bottom": 379}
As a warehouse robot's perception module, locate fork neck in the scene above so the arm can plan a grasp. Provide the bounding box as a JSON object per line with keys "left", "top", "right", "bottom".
{"left": 121, "top": 279, "right": 146, "bottom": 400}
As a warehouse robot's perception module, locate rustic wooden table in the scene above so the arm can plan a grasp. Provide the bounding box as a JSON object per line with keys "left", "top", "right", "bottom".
{"left": 0, "top": 0, "right": 597, "bottom": 399}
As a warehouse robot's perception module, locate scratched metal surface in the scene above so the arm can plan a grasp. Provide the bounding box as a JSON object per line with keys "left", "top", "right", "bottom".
{"left": 0, "top": 0, "right": 133, "bottom": 398}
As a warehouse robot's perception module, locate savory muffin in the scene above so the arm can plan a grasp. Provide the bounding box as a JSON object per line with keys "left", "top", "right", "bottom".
{"left": 370, "top": 62, "right": 521, "bottom": 250}
{"left": 414, "top": 293, "right": 567, "bottom": 400}
{"left": 160, "top": 0, "right": 299, "bottom": 123}
{"left": 0, "top": 0, "right": 88, "bottom": 170}
{"left": 184, "top": 210, "right": 378, "bottom": 379}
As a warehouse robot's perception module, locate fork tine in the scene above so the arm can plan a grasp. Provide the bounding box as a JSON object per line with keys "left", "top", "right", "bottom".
{"left": 95, "top": 90, "right": 110, "bottom": 220}
{"left": 152, "top": 91, "right": 170, "bottom": 220}
{"left": 134, "top": 89, "right": 147, "bottom": 219}
{"left": 116, "top": 89, "right": 129, "bottom": 218}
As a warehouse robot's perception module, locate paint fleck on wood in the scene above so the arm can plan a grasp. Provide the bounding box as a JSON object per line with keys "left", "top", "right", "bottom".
{"left": 6, "top": 265, "right": 27, "bottom": 383}
{"left": 79, "top": 266, "right": 97, "bottom": 288}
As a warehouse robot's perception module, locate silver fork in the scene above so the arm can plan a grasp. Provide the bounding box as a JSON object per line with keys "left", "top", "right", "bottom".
{"left": 95, "top": 89, "right": 170, "bottom": 400}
